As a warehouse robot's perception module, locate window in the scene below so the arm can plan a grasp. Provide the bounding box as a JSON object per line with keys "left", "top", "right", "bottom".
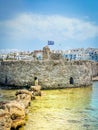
{"left": 70, "top": 77, "right": 74, "bottom": 84}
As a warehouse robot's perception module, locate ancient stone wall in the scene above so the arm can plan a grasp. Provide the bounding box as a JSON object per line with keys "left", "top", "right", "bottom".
{"left": 50, "top": 53, "right": 63, "bottom": 60}
{"left": 0, "top": 60, "right": 97, "bottom": 89}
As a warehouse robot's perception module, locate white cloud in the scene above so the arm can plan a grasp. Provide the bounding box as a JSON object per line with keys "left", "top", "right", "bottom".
{"left": 0, "top": 13, "right": 98, "bottom": 42}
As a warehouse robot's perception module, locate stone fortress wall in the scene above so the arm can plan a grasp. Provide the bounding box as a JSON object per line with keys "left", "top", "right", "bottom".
{"left": 0, "top": 59, "right": 98, "bottom": 89}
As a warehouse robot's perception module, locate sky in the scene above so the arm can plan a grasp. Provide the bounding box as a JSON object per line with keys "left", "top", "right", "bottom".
{"left": 0, "top": 0, "right": 98, "bottom": 51}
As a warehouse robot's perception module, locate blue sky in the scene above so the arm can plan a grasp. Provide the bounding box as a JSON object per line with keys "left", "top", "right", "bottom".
{"left": 0, "top": 0, "right": 98, "bottom": 51}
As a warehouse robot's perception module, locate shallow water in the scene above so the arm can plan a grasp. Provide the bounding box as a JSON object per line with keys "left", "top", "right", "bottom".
{"left": 0, "top": 89, "right": 16, "bottom": 102}
{"left": 0, "top": 82, "right": 98, "bottom": 130}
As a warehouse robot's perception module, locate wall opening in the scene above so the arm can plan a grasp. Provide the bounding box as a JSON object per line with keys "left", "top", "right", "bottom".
{"left": 70, "top": 77, "right": 74, "bottom": 84}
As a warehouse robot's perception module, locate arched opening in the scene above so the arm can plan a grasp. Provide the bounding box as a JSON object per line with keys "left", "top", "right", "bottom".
{"left": 70, "top": 77, "right": 74, "bottom": 84}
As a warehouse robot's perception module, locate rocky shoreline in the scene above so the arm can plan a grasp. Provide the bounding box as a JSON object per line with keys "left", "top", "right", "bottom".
{"left": 0, "top": 85, "right": 41, "bottom": 130}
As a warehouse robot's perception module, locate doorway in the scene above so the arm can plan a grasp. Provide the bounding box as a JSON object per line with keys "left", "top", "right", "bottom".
{"left": 70, "top": 77, "right": 74, "bottom": 84}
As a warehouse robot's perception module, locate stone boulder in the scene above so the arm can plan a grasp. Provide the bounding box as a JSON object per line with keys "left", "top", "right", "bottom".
{"left": 4, "top": 100, "right": 25, "bottom": 129}
{"left": 30, "top": 85, "right": 41, "bottom": 96}
{"left": 16, "top": 93, "right": 31, "bottom": 108}
{"left": 16, "top": 89, "right": 32, "bottom": 97}
{"left": 15, "top": 89, "right": 35, "bottom": 108}
{"left": 0, "top": 109, "right": 12, "bottom": 130}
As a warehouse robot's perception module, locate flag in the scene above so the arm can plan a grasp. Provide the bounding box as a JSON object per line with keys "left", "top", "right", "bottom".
{"left": 48, "top": 41, "right": 54, "bottom": 45}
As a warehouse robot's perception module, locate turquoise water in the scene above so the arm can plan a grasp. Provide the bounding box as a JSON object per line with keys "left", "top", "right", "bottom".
{"left": 0, "top": 82, "right": 98, "bottom": 130}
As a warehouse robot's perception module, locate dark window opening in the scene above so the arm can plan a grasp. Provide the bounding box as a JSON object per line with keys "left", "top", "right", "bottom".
{"left": 70, "top": 77, "right": 74, "bottom": 84}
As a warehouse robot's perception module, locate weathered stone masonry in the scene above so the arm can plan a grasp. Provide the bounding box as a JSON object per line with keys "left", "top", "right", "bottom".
{"left": 0, "top": 60, "right": 98, "bottom": 89}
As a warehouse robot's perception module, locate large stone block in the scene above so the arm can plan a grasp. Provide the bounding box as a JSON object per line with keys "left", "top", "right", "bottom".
{"left": 0, "top": 109, "right": 12, "bottom": 130}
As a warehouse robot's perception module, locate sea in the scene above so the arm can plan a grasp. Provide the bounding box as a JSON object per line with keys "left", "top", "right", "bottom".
{"left": 0, "top": 81, "right": 98, "bottom": 130}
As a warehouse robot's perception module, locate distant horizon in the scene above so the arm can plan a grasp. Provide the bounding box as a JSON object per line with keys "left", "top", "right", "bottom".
{"left": 0, "top": 0, "right": 98, "bottom": 51}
